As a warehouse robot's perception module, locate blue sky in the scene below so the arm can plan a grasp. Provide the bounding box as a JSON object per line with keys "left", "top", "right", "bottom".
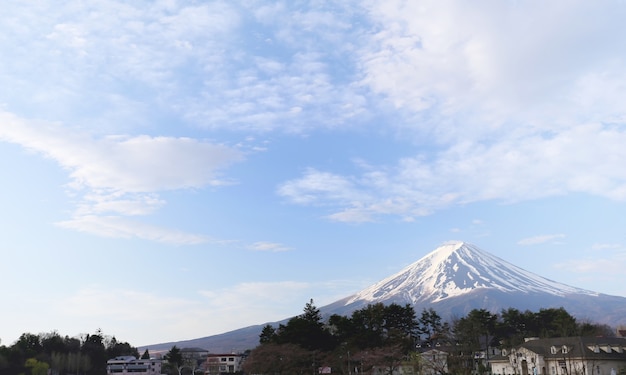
{"left": 1, "top": 0, "right": 626, "bottom": 347}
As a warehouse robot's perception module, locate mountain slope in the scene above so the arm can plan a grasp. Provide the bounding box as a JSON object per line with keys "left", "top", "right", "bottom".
{"left": 141, "top": 241, "right": 626, "bottom": 353}
{"left": 323, "top": 241, "right": 601, "bottom": 316}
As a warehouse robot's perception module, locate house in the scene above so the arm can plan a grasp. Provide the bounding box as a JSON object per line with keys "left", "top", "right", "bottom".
{"left": 106, "top": 356, "right": 163, "bottom": 375}
{"left": 419, "top": 348, "right": 450, "bottom": 375}
{"left": 204, "top": 353, "right": 245, "bottom": 374}
{"left": 490, "top": 337, "right": 626, "bottom": 375}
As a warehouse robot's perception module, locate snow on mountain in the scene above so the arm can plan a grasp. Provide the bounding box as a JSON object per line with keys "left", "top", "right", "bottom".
{"left": 344, "top": 241, "right": 598, "bottom": 307}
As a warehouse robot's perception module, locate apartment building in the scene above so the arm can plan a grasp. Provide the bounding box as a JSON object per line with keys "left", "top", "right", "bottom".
{"left": 106, "top": 356, "right": 163, "bottom": 375}
{"left": 204, "top": 353, "right": 244, "bottom": 374}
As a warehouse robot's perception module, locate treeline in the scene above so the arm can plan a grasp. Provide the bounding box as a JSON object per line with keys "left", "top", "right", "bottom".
{"left": 243, "top": 300, "right": 614, "bottom": 375}
{"left": 0, "top": 329, "right": 139, "bottom": 375}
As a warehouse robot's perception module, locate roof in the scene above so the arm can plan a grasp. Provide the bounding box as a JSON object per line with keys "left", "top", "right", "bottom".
{"left": 518, "top": 337, "right": 626, "bottom": 360}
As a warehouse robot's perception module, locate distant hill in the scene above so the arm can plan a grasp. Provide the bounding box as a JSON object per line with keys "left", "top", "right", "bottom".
{"left": 140, "top": 241, "right": 626, "bottom": 353}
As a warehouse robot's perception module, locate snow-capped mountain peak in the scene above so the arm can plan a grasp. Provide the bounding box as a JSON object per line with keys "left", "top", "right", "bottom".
{"left": 345, "top": 241, "right": 597, "bottom": 306}
{"left": 147, "top": 241, "right": 626, "bottom": 353}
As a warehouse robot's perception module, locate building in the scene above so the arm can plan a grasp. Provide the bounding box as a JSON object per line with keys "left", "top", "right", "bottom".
{"left": 106, "top": 356, "right": 163, "bottom": 375}
{"left": 419, "top": 348, "right": 450, "bottom": 375}
{"left": 204, "top": 353, "right": 244, "bottom": 374}
{"left": 180, "top": 347, "right": 210, "bottom": 371}
{"left": 490, "top": 337, "right": 626, "bottom": 375}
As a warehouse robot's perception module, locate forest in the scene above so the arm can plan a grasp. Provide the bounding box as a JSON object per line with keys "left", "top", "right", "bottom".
{"left": 0, "top": 329, "right": 139, "bottom": 375}
{"left": 242, "top": 300, "right": 614, "bottom": 375}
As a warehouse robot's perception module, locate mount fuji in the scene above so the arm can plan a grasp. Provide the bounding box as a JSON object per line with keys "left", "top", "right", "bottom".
{"left": 322, "top": 241, "right": 617, "bottom": 320}
{"left": 142, "top": 241, "right": 626, "bottom": 352}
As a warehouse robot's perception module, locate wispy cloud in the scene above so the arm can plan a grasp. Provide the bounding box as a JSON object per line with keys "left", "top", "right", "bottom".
{"left": 0, "top": 113, "right": 244, "bottom": 244}
{"left": 277, "top": 1, "right": 626, "bottom": 223}
{"left": 53, "top": 280, "right": 357, "bottom": 344}
{"left": 56, "top": 216, "right": 210, "bottom": 245}
{"left": 1, "top": 2, "right": 369, "bottom": 134}
{"left": 517, "top": 234, "right": 566, "bottom": 246}
{"left": 591, "top": 243, "right": 624, "bottom": 251}
{"left": 248, "top": 242, "right": 293, "bottom": 252}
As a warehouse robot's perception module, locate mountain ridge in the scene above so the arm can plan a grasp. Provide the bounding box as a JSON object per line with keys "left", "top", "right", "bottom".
{"left": 344, "top": 241, "right": 597, "bottom": 306}
{"left": 141, "top": 241, "right": 626, "bottom": 353}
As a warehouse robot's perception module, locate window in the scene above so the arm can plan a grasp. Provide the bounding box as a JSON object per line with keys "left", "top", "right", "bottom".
{"left": 229, "top": 357, "right": 234, "bottom": 361}
{"left": 562, "top": 345, "right": 569, "bottom": 354}
{"left": 551, "top": 346, "right": 557, "bottom": 354}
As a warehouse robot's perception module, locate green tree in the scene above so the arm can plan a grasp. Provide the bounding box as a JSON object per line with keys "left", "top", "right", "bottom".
{"left": 275, "top": 299, "right": 335, "bottom": 351}
{"left": 242, "top": 343, "right": 313, "bottom": 375}
{"left": 418, "top": 308, "right": 449, "bottom": 345}
{"left": 451, "top": 309, "right": 498, "bottom": 375}
{"left": 141, "top": 349, "right": 151, "bottom": 359}
{"left": 163, "top": 346, "right": 183, "bottom": 375}
{"left": 348, "top": 303, "right": 417, "bottom": 350}
{"left": 383, "top": 303, "right": 418, "bottom": 345}
{"left": 25, "top": 358, "right": 50, "bottom": 375}
{"left": 13, "top": 333, "right": 42, "bottom": 365}
{"left": 350, "top": 303, "right": 387, "bottom": 348}
{"left": 537, "top": 307, "right": 578, "bottom": 337}
{"left": 498, "top": 308, "right": 534, "bottom": 346}
{"left": 106, "top": 337, "right": 138, "bottom": 359}
{"left": 81, "top": 330, "right": 106, "bottom": 375}
{"left": 259, "top": 324, "right": 277, "bottom": 344}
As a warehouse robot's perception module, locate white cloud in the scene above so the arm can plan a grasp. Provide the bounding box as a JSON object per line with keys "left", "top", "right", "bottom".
{"left": 197, "top": 279, "right": 364, "bottom": 324}
{"left": 359, "top": 1, "right": 626, "bottom": 140}
{"left": 517, "top": 234, "right": 566, "bottom": 246}
{"left": 0, "top": 112, "right": 243, "bottom": 244}
{"left": 266, "top": 1, "right": 625, "bottom": 222}
{"left": 1, "top": 2, "right": 370, "bottom": 134}
{"left": 276, "top": 2, "right": 626, "bottom": 227}
{"left": 56, "top": 215, "right": 210, "bottom": 245}
{"left": 0, "top": 115, "right": 243, "bottom": 192}
{"left": 53, "top": 280, "right": 357, "bottom": 345}
{"left": 278, "top": 168, "right": 368, "bottom": 205}
{"left": 279, "top": 121, "right": 626, "bottom": 223}
{"left": 248, "top": 242, "right": 293, "bottom": 252}
{"left": 556, "top": 258, "right": 621, "bottom": 274}
{"left": 591, "top": 243, "right": 624, "bottom": 251}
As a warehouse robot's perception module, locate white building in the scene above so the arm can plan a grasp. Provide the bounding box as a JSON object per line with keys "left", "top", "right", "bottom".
{"left": 490, "top": 337, "right": 626, "bottom": 375}
{"left": 106, "top": 356, "right": 163, "bottom": 375}
{"left": 204, "top": 353, "right": 244, "bottom": 374}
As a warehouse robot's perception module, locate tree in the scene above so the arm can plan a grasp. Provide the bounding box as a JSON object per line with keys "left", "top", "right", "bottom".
{"left": 302, "top": 298, "right": 322, "bottom": 324}
{"left": 451, "top": 309, "right": 498, "bottom": 375}
{"left": 275, "top": 299, "right": 335, "bottom": 351}
{"left": 106, "top": 337, "right": 138, "bottom": 359}
{"left": 242, "top": 343, "right": 313, "bottom": 375}
{"left": 141, "top": 349, "right": 151, "bottom": 359}
{"left": 418, "top": 308, "right": 449, "bottom": 345}
{"left": 383, "top": 303, "right": 418, "bottom": 347}
{"left": 25, "top": 358, "right": 50, "bottom": 375}
{"left": 13, "top": 333, "right": 42, "bottom": 365}
{"left": 163, "top": 346, "right": 183, "bottom": 375}
{"left": 81, "top": 330, "right": 107, "bottom": 375}
{"left": 259, "top": 324, "right": 277, "bottom": 344}
{"left": 498, "top": 308, "right": 534, "bottom": 346}
{"left": 350, "top": 303, "right": 387, "bottom": 348}
{"left": 537, "top": 307, "right": 578, "bottom": 337}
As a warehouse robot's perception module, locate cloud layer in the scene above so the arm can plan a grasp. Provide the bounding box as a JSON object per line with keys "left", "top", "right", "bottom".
{"left": 0, "top": 112, "right": 243, "bottom": 243}
{"left": 279, "top": 0, "right": 626, "bottom": 222}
